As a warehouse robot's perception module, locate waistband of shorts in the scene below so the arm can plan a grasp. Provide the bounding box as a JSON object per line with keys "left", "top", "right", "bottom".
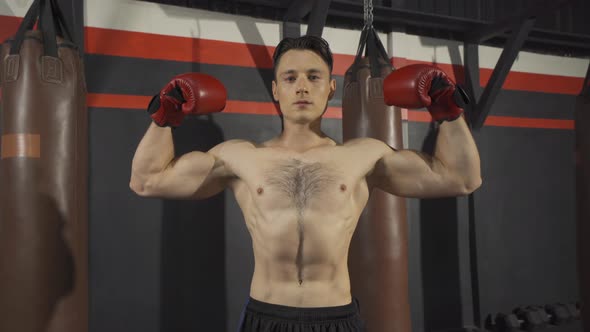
{"left": 245, "top": 296, "right": 360, "bottom": 321}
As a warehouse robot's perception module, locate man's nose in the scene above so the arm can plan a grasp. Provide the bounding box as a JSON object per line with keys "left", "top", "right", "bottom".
{"left": 296, "top": 77, "right": 309, "bottom": 94}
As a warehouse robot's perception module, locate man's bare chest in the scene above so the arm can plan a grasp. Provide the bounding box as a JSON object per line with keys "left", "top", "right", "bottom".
{"left": 264, "top": 158, "right": 342, "bottom": 209}
{"left": 227, "top": 147, "right": 374, "bottom": 213}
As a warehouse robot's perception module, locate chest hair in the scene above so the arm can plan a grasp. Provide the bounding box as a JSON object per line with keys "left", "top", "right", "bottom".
{"left": 266, "top": 159, "right": 337, "bottom": 213}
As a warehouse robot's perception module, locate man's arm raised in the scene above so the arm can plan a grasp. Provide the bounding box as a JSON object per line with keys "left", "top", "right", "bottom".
{"left": 130, "top": 124, "right": 235, "bottom": 199}
{"left": 370, "top": 116, "right": 481, "bottom": 198}
{"left": 129, "top": 72, "right": 229, "bottom": 199}
{"left": 370, "top": 64, "right": 481, "bottom": 198}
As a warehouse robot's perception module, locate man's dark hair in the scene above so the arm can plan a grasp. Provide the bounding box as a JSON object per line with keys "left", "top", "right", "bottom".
{"left": 272, "top": 36, "right": 334, "bottom": 79}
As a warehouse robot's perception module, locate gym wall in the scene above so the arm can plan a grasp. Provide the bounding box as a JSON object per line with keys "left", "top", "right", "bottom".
{"left": 0, "top": 0, "right": 588, "bottom": 331}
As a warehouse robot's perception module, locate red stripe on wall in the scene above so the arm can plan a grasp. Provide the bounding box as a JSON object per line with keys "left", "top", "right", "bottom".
{"left": 0, "top": 17, "right": 352, "bottom": 74}
{"left": 480, "top": 69, "right": 583, "bottom": 96}
{"left": 0, "top": 15, "right": 22, "bottom": 42}
{"left": 84, "top": 28, "right": 584, "bottom": 95}
{"left": 484, "top": 115, "right": 573, "bottom": 130}
{"left": 396, "top": 58, "right": 584, "bottom": 95}
{"left": 85, "top": 28, "right": 275, "bottom": 69}
{"left": 87, "top": 93, "right": 573, "bottom": 129}
{"left": 84, "top": 27, "right": 356, "bottom": 76}
{"left": 86, "top": 94, "right": 343, "bottom": 119}
{"left": 1, "top": 15, "right": 583, "bottom": 95}
{"left": 400, "top": 108, "right": 573, "bottom": 129}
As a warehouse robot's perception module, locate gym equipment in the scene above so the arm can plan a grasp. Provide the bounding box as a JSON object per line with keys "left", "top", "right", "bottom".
{"left": 0, "top": 1, "right": 88, "bottom": 331}
{"left": 343, "top": 0, "right": 409, "bottom": 331}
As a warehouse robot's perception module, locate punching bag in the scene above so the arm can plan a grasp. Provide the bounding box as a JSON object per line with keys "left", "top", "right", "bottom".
{"left": 344, "top": 26, "right": 410, "bottom": 332}
{"left": 576, "top": 64, "right": 590, "bottom": 331}
{"left": 0, "top": 0, "right": 88, "bottom": 331}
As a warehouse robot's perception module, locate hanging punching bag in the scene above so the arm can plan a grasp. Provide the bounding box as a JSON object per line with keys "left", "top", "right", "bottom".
{"left": 576, "top": 64, "right": 590, "bottom": 332}
{"left": 344, "top": 26, "right": 410, "bottom": 332}
{"left": 0, "top": 0, "right": 88, "bottom": 331}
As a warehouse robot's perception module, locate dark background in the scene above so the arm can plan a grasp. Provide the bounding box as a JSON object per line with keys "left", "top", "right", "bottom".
{"left": 84, "top": 54, "right": 582, "bottom": 332}
{"left": 1, "top": 0, "right": 588, "bottom": 331}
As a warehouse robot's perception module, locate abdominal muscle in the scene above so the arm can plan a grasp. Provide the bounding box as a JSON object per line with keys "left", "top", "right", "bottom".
{"left": 244, "top": 198, "right": 362, "bottom": 308}
{"left": 228, "top": 150, "right": 371, "bottom": 308}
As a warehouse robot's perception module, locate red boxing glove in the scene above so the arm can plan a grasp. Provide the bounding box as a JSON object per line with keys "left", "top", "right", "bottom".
{"left": 148, "top": 73, "right": 227, "bottom": 127}
{"left": 383, "top": 64, "right": 469, "bottom": 122}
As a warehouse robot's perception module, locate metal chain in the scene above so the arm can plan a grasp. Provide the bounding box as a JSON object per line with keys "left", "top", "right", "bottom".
{"left": 363, "top": 0, "right": 374, "bottom": 28}
{"left": 363, "top": 0, "right": 367, "bottom": 26}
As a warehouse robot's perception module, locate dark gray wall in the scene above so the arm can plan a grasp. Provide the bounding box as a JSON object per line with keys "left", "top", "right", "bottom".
{"left": 88, "top": 108, "right": 347, "bottom": 332}
{"left": 85, "top": 51, "right": 581, "bottom": 331}
{"left": 0, "top": 62, "right": 578, "bottom": 332}
{"left": 472, "top": 126, "right": 578, "bottom": 318}
{"left": 0, "top": 6, "right": 583, "bottom": 331}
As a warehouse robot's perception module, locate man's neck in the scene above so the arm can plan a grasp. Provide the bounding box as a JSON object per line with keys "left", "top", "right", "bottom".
{"left": 273, "top": 121, "right": 333, "bottom": 152}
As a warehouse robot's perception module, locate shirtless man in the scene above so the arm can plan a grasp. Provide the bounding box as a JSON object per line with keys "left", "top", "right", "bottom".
{"left": 130, "top": 36, "right": 481, "bottom": 331}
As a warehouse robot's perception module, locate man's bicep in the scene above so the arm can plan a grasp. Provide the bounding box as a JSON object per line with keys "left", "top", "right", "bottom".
{"left": 371, "top": 149, "right": 461, "bottom": 198}
{"left": 144, "top": 150, "right": 219, "bottom": 199}
{"left": 188, "top": 140, "right": 245, "bottom": 199}
{"left": 189, "top": 155, "right": 234, "bottom": 199}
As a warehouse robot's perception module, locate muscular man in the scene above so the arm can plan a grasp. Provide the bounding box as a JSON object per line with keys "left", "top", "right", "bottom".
{"left": 130, "top": 36, "right": 481, "bottom": 331}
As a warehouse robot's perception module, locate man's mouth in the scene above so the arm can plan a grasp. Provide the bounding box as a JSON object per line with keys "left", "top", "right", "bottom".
{"left": 294, "top": 100, "right": 312, "bottom": 105}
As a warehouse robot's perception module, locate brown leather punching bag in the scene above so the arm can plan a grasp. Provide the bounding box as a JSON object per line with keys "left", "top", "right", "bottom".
{"left": 0, "top": 0, "right": 88, "bottom": 331}
{"left": 344, "top": 27, "right": 410, "bottom": 332}
{"left": 576, "top": 64, "right": 590, "bottom": 332}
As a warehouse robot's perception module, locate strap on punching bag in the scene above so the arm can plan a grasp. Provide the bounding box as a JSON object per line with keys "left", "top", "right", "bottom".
{"left": 349, "top": 3, "right": 389, "bottom": 81}
{"left": 9, "top": 0, "right": 69, "bottom": 57}
{"left": 9, "top": 0, "right": 41, "bottom": 54}
{"left": 344, "top": 1, "right": 411, "bottom": 332}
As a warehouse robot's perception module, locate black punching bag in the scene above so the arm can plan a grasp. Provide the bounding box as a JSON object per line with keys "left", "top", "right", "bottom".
{"left": 576, "top": 64, "right": 590, "bottom": 332}
{"left": 0, "top": 0, "right": 88, "bottom": 331}
{"left": 344, "top": 27, "right": 410, "bottom": 332}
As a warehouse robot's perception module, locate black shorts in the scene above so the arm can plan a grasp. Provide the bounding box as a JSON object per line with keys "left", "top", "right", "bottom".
{"left": 237, "top": 296, "right": 366, "bottom": 332}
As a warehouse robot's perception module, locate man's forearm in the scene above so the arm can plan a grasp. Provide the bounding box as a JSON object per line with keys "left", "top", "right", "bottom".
{"left": 434, "top": 115, "right": 482, "bottom": 190}
{"left": 130, "top": 122, "right": 175, "bottom": 185}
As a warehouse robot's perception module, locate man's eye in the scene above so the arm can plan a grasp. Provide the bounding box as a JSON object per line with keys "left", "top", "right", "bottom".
{"left": 309, "top": 75, "right": 320, "bottom": 80}
{"left": 285, "top": 77, "right": 296, "bottom": 82}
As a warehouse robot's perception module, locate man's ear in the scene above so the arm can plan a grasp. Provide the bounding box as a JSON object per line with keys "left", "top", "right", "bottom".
{"left": 328, "top": 78, "right": 336, "bottom": 100}
{"left": 272, "top": 80, "right": 278, "bottom": 102}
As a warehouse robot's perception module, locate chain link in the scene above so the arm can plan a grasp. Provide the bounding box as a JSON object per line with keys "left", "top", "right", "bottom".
{"left": 364, "top": 0, "right": 374, "bottom": 28}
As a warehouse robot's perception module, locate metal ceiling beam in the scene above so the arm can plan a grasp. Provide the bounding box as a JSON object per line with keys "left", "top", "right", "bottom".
{"left": 465, "top": 0, "right": 578, "bottom": 43}
{"left": 582, "top": 62, "right": 590, "bottom": 98}
{"left": 282, "top": 0, "right": 314, "bottom": 38}
{"left": 232, "top": 0, "right": 590, "bottom": 54}
{"left": 327, "top": 0, "right": 483, "bottom": 32}
{"left": 283, "top": 0, "right": 315, "bottom": 22}
{"left": 463, "top": 43, "right": 480, "bottom": 125}
{"left": 469, "top": 18, "right": 537, "bottom": 130}
{"left": 237, "top": 0, "right": 484, "bottom": 31}
{"left": 526, "top": 29, "right": 590, "bottom": 52}
{"left": 465, "top": 0, "right": 580, "bottom": 129}
{"left": 283, "top": 21, "right": 302, "bottom": 39}
{"left": 282, "top": 0, "right": 331, "bottom": 38}
{"left": 306, "top": 0, "right": 331, "bottom": 37}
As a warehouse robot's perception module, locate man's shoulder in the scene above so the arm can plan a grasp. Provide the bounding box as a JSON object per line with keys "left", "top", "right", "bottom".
{"left": 220, "top": 139, "right": 256, "bottom": 148}
{"left": 342, "top": 137, "right": 390, "bottom": 151}
{"left": 339, "top": 138, "right": 393, "bottom": 170}
{"left": 208, "top": 139, "right": 256, "bottom": 156}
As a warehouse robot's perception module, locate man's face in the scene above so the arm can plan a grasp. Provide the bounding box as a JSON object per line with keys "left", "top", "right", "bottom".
{"left": 272, "top": 49, "right": 336, "bottom": 124}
